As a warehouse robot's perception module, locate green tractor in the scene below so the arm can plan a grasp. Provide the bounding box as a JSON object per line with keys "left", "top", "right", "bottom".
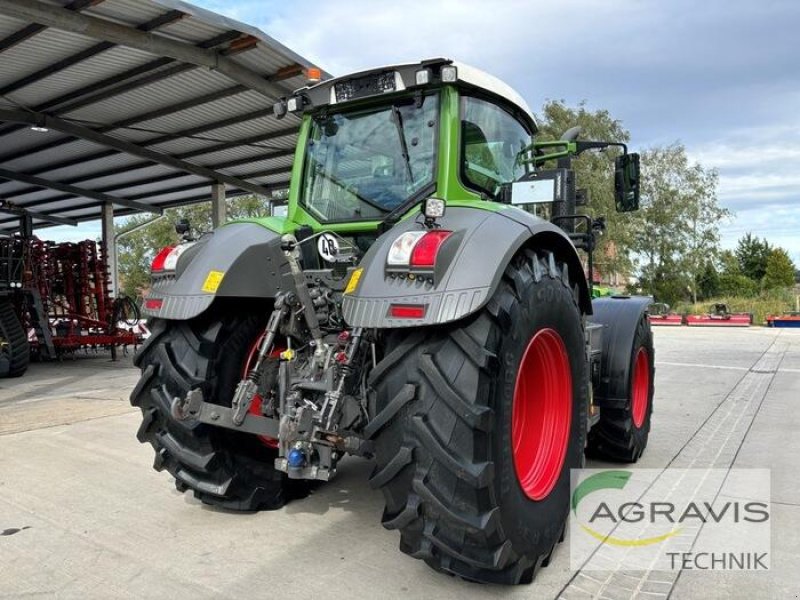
{"left": 132, "top": 58, "right": 654, "bottom": 584}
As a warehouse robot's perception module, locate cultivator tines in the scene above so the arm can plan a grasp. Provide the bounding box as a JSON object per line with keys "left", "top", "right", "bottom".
{"left": 0, "top": 235, "right": 142, "bottom": 358}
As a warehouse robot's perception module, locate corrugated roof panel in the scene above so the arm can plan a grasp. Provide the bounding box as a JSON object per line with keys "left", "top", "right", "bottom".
{"left": 5, "top": 46, "right": 159, "bottom": 110}
{"left": 63, "top": 164, "right": 191, "bottom": 190}
{"left": 115, "top": 174, "right": 208, "bottom": 198}
{"left": 3, "top": 137, "right": 128, "bottom": 173}
{"left": 0, "top": 0, "right": 330, "bottom": 233}
{"left": 156, "top": 9, "right": 232, "bottom": 45}
{"left": 0, "top": 29, "right": 101, "bottom": 89}
{"left": 60, "top": 66, "right": 234, "bottom": 125}
{"left": 226, "top": 155, "right": 295, "bottom": 177}
{"left": 85, "top": 0, "right": 173, "bottom": 29}
{"left": 134, "top": 86, "right": 278, "bottom": 132}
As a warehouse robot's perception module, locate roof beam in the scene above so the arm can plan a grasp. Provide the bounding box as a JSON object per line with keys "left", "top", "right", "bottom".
{"left": 6, "top": 30, "right": 241, "bottom": 122}
{"left": 0, "top": 109, "right": 274, "bottom": 197}
{"left": 0, "top": 30, "right": 246, "bottom": 142}
{"left": 2, "top": 124, "right": 296, "bottom": 198}
{"left": 0, "top": 0, "right": 287, "bottom": 100}
{"left": 0, "top": 178, "right": 291, "bottom": 227}
{"left": 0, "top": 0, "right": 100, "bottom": 54}
{"left": 0, "top": 202, "right": 78, "bottom": 226}
{"left": 119, "top": 167, "right": 291, "bottom": 202}
{"left": 5, "top": 148, "right": 296, "bottom": 207}
{"left": 0, "top": 167, "right": 161, "bottom": 214}
{"left": 0, "top": 85, "right": 249, "bottom": 164}
{"left": 0, "top": 9, "right": 186, "bottom": 96}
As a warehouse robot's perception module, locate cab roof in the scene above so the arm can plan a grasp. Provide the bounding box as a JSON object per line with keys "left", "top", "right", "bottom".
{"left": 294, "top": 58, "right": 537, "bottom": 132}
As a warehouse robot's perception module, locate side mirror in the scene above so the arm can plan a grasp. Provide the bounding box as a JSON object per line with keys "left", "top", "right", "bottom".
{"left": 614, "top": 153, "right": 640, "bottom": 212}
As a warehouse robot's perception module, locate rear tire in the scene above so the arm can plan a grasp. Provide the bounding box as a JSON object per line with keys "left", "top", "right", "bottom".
{"left": 131, "top": 307, "right": 297, "bottom": 510}
{"left": 368, "top": 250, "right": 588, "bottom": 584}
{"left": 586, "top": 316, "right": 654, "bottom": 462}
{"left": 0, "top": 298, "right": 29, "bottom": 377}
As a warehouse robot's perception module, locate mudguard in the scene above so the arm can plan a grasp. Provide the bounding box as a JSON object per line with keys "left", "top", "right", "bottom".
{"left": 589, "top": 295, "right": 652, "bottom": 405}
{"left": 143, "top": 222, "right": 292, "bottom": 320}
{"left": 341, "top": 206, "right": 592, "bottom": 328}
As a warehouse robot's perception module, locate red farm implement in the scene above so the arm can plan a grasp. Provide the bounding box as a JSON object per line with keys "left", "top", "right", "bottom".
{"left": 0, "top": 236, "right": 142, "bottom": 360}
{"left": 647, "top": 302, "right": 684, "bottom": 326}
{"left": 685, "top": 303, "right": 753, "bottom": 327}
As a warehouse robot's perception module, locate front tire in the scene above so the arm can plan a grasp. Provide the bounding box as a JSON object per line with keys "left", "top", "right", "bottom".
{"left": 0, "top": 298, "right": 29, "bottom": 378}
{"left": 368, "top": 250, "right": 588, "bottom": 584}
{"left": 130, "top": 307, "right": 292, "bottom": 510}
{"left": 587, "top": 316, "right": 654, "bottom": 462}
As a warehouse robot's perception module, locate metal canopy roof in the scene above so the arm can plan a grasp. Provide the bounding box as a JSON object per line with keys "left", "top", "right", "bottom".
{"left": 0, "top": 0, "right": 328, "bottom": 233}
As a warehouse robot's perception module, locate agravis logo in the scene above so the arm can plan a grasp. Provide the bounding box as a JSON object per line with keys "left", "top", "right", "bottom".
{"left": 569, "top": 468, "right": 772, "bottom": 572}
{"left": 571, "top": 470, "right": 681, "bottom": 547}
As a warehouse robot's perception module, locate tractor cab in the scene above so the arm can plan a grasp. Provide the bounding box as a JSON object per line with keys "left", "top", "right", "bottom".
{"left": 273, "top": 59, "right": 539, "bottom": 229}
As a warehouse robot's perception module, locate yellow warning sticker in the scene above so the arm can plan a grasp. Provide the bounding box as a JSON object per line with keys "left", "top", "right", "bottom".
{"left": 344, "top": 267, "right": 363, "bottom": 294}
{"left": 201, "top": 270, "right": 225, "bottom": 293}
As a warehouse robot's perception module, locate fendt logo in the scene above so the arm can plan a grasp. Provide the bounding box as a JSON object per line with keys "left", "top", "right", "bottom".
{"left": 569, "top": 469, "right": 771, "bottom": 571}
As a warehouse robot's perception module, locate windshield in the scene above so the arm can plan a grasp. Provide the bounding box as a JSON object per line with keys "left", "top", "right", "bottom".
{"left": 300, "top": 93, "right": 439, "bottom": 222}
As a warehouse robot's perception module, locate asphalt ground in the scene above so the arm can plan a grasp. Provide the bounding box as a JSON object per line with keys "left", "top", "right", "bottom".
{"left": 1, "top": 327, "right": 798, "bottom": 599}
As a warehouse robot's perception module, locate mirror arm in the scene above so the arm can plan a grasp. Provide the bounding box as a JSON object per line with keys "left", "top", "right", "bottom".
{"left": 574, "top": 141, "right": 628, "bottom": 155}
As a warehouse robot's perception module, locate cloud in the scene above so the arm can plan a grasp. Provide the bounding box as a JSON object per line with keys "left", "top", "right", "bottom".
{"left": 193, "top": 2, "right": 800, "bottom": 264}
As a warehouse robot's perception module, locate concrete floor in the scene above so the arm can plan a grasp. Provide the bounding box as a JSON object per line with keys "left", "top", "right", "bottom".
{"left": 0, "top": 328, "right": 798, "bottom": 599}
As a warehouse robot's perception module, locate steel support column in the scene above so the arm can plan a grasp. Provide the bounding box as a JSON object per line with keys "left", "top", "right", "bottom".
{"left": 101, "top": 202, "right": 117, "bottom": 298}
{"left": 211, "top": 183, "right": 226, "bottom": 229}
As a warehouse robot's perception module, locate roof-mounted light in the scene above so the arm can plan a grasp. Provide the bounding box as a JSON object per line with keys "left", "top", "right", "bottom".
{"left": 287, "top": 96, "right": 304, "bottom": 112}
{"left": 415, "top": 68, "right": 432, "bottom": 86}
{"left": 441, "top": 65, "right": 458, "bottom": 83}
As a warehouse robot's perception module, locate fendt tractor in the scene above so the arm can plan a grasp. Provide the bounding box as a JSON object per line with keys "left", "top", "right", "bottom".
{"left": 132, "top": 58, "right": 654, "bottom": 585}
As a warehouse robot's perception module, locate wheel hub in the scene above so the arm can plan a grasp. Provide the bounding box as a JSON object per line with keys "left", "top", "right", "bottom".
{"left": 511, "top": 328, "right": 572, "bottom": 501}
{"left": 631, "top": 347, "right": 650, "bottom": 428}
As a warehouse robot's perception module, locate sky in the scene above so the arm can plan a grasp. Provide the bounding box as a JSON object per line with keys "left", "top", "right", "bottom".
{"left": 48, "top": 0, "right": 800, "bottom": 261}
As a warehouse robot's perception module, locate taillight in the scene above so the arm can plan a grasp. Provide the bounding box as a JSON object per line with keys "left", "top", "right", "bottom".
{"left": 386, "top": 230, "right": 452, "bottom": 268}
{"left": 144, "top": 298, "right": 163, "bottom": 310}
{"left": 410, "top": 230, "right": 451, "bottom": 267}
{"left": 389, "top": 304, "right": 426, "bottom": 319}
{"left": 151, "top": 245, "right": 175, "bottom": 272}
{"left": 151, "top": 243, "right": 194, "bottom": 272}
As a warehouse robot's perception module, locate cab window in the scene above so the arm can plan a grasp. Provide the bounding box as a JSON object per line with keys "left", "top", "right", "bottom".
{"left": 460, "top": 96, "right": 531, "bottom": 199}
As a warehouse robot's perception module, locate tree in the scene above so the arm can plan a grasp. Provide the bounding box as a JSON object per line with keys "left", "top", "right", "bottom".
{"left": 697, "top": 261, "right": 720, "bottom": 300}
{"left": 763, "top": 247, "right": 796, "bottom": 290}
{"left": 735, "top": 233, "right": 771, "bottom": 284}
{"left": 535, "top": 100, "right": 633, "bottom": 277}
{"left": 718, "top": 250, "right": 758, "bottom": 297}
{"left": 116, "top": 195, "right": 272, "bottom": 299}
{"left": 628, "top": 143, "right": 728, "bottom": 303}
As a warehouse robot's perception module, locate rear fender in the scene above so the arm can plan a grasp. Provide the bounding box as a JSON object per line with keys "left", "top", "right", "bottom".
{"left": 341, "top": 206, "right": 591, "bottom": 328}
{"left": 589, "top": 295, "right": 652, "bottom": 404}
{"left": 144, "top": 222, "right": 292, "bottom": 320}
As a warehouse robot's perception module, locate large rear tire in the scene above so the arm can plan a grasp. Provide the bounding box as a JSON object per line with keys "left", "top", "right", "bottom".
{"left": 586, "top": 316, "right": 654, "bottom": 462}
{"left": 368, "top": 250, "right": 588, "bottom": 584}
{"left": 131, "top": 306, "right": 296, "bottom": 510}
{"left": 0, "top": 297, "right": 29, "bottom": 378}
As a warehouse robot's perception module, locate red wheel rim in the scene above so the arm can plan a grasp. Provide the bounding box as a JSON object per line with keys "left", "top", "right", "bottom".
{"left": 631, "top": 347, "right": 650, "bottom": 428}
{"left": 511, "top": 328, "right": 572, "bottom": 501}
{"left": 243, "top": 333, "right": 280, "bottom": 448}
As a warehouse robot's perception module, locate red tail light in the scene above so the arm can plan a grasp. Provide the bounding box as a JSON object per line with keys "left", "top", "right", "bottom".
{"left": 410, "top": 230, "right": 451, "bottom": 267}
{"left": 151, "top": 245, "right": 176, "bottom": 272}
{"left": 144, "top": 298, "right": 163, "bottom": 310}
{"left": 389, "top": 304, "right": 426, "bottom": 319}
